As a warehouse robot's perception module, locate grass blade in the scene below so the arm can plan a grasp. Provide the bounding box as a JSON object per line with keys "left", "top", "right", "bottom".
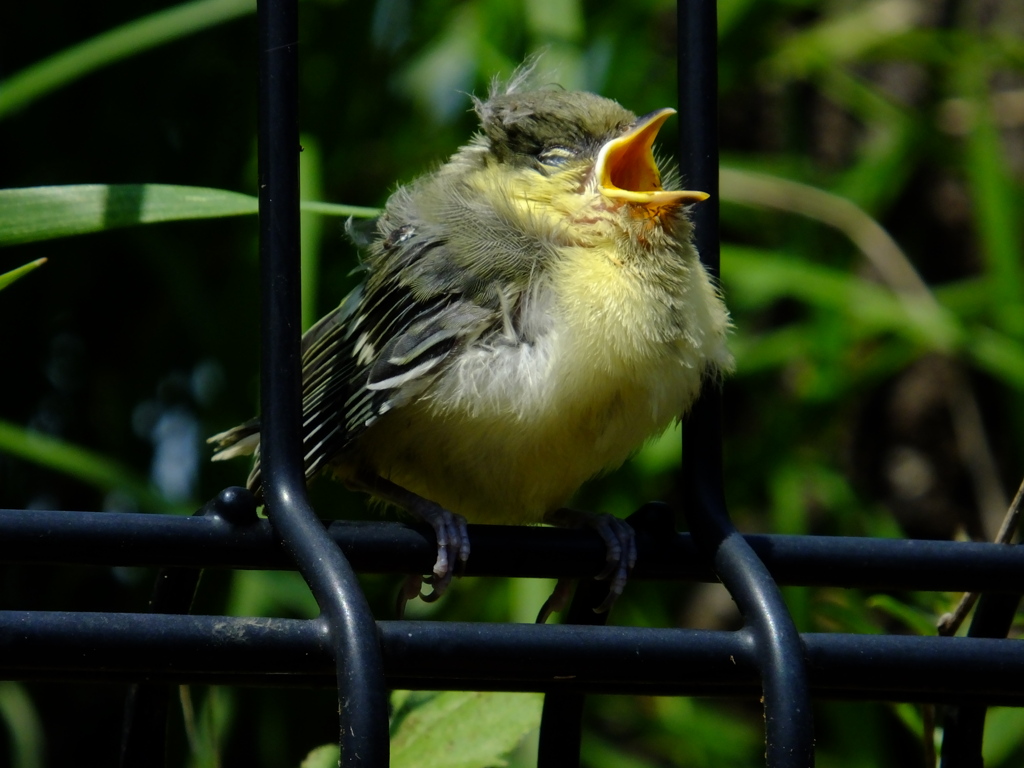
{"left": 0, "top": 0, "right": 255, "bottom": 119}
{"left": 0, "top": 258, "right": 46, "bottom": 291}
{"left": 0, "top": 184, "right": 381, "bottom": 246}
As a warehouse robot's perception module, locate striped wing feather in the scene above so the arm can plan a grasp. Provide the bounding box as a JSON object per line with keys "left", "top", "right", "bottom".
{"left": 242, "top": 225, "right": 500, "bottom": 493}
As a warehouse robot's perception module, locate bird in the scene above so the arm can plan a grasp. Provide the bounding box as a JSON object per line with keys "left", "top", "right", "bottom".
{"left": 209, "top": 67, "right": 732, "bottom": 619}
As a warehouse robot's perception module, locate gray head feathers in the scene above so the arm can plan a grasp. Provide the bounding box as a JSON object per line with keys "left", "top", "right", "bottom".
{"left": 470, "top": 64, "right": 635, "bottom": 164}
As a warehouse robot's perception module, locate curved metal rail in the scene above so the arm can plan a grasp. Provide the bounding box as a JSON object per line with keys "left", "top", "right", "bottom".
{"left": 678, "top": 2, "right": 815, "bottom": 765}
{"left": 256, "top": 0, "right": 388, "bottom": 764}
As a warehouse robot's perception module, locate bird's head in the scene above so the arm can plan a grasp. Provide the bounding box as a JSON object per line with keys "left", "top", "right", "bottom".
{"left": 458, "top": 85, "right": 708, "bottom": 247}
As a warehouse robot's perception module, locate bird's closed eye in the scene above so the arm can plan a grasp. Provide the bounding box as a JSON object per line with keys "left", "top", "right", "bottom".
{"left": 537, "top": 146, "right": 576, "bottom": 167}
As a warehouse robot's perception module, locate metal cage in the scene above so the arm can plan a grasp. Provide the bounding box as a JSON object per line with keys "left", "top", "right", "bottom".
{"left": 2, "top": 1, "right": 1023, "bottom": 766}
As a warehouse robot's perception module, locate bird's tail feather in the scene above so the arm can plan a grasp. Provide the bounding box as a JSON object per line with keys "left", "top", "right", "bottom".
{"left": 208, "top": 419, "right": 261, "bottom": 461}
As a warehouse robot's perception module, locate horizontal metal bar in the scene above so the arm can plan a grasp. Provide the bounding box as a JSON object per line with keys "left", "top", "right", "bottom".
{"left": 2, "top": 610, "right": 1023, "bottom": 705}
{"left": 2, "top": 506, "right": 1023, "bottom": 591}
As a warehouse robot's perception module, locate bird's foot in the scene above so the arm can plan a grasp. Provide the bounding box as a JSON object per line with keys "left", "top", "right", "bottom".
{"left": 411, "top": 498, "right": 469, "bottom": 590}
{"left": 350, "top": 473, "right": 470, "bottom": 617}
{"left": 395, "top": 496, "right": 469, "bottom": 617}
{"left": 542, "top": 508, "right": 637, "bottom": 617}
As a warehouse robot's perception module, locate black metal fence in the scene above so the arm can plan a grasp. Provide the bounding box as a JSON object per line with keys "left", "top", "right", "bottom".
{"left": 2, "top": 1, "right": 1023, "bottom": 766}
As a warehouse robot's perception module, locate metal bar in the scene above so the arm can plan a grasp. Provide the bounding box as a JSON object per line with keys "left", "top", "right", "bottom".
{"left": 535, "top": 506, "right": 673, "bottom": 766}
{"left": 119, "top": 568, "right": 203, "bottom": 768}
{"left": 537, "top": 575, "right": 613, "bottom": 768}
{"left": 118, "top": 487, "right": 258, "bottom": 768}
{"left": 940, "top": 558, "right": 1023, "bottom": 767}
{"left": 5, "top": 611, "right": 1024, "bottom": 703}
{"left": 256, "top": 0, "right": 388, "bottom": 764}
{"left": 678, "top": 2, "right": 815, "bottom": 765}
{"left": 6, "top": 506, "right": 1024, "bottom": 591}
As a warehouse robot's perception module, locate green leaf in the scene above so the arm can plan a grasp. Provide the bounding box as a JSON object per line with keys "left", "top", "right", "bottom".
{"left": 889, "top": 701, "right": 924, "bottom": 739}
{"left": 299, "top": 743, "right": 339, "bottom": 768}
{"left": 816, "top": 590, "right": 885, "bottom": 635}
{"left": 983, "top": 707, "right": 1024, "bottom": 766}
{"left": 0, "top": 682, "right": 44, "bottom": 768}
{"left": 0, "top": 184, "right": 258, "bottom": 245}
{"left": 581, "top": 736, "right": 662, "bottom": 768}
{"left": 0, "top": 185, "right": 382, "bottom": 246}
{"left": 0, "top": 258, "right": 46, "bottom": 291}
{"left": 720, "top": 167, "right": 932, "bottom": 296}
{"left": 300, "top": 133, "right": 325, "bottom": 332}
{"left": 966, "top": 326, "right": 1024, "bottom": 391}
{"left": 226, "top": 570, "right": 319, "bottom": 620}
{"left": 723, "top": 245, "right": 965, "bottom": 351}
{"left": 766, "top": 0, "right": 920, "bottom": 79}
{"left": 182, "top": 686, "right": 236, "bottom": 768}
{"left": 728, "top": 324, "right": 816, "bottom": 374}
{"left": 523, "top": 0, "right": 583, "bottom": 42}
{"left": 390, "top": 691, "right": 543, "bottom": 768}
{"left": 824, "top": 70, "right": 920, "bottom": 212}
{"left": 0, "top": 418, "right": 186, "bottom": 514}
{"left": 0, "top": 0, "right": 256, "bottom": 119}
{"left": 650, "top": 696, "right": 763, "bottom": 765}
{"left": 633, "top": 421, "right": 682, "bottom": 475}
{"left": 298, "top": 200, "right": 382, "bottom": 218}
{"left": 866, "top": 594, "right": 937, "bottom": 636}
{"left": 959, "top": 54, "right": 1024, "bottom": 334}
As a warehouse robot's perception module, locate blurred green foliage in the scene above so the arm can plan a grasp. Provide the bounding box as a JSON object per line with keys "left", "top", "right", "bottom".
{"left": 2, "top": 0, "right": 1024, "bottom": 766}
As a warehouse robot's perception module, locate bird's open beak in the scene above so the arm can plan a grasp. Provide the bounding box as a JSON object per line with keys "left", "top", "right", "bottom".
{"left": 597, "top": 108, "right": 709, "bottom": 206}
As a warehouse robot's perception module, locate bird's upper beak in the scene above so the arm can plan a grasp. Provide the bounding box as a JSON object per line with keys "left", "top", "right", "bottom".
{"left": 596, "top": 108, "right": 708, "bottom": 206}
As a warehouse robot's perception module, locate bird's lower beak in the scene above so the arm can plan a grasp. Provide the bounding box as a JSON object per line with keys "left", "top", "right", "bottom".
{"left": 597, "top": 108, "right": 709, "bottom": 206}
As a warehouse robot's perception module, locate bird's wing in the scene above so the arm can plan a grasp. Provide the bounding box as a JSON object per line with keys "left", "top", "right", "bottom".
{"left": 228, "top": 214, "right": 507, "bottom": 492}
{"left": 297, "top": 229, "right": 499, "bottom": 483}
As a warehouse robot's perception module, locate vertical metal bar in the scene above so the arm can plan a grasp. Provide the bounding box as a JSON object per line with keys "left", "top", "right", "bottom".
{"left": 939, "top": 588, "right": 1022, "bottom": 766}
{"left": 257, "top": 2, "right": 389, "bottom": 765}
{"left": 536, "top": 498, "right": 673, "bottom": 764}
{"left": 537, "top": 691, "right": 585, "bottom": 768}
{"left": 677, "top": 6, "right": 720, "bottom": 282}
{"left": 677, "top": 2, "right": 816, "bottom": 766}
{"left": 536, "top": 503, "right": 678, "bottom": 767}
{"left": 537, "top": 576, "right": 612, "bottom": 768}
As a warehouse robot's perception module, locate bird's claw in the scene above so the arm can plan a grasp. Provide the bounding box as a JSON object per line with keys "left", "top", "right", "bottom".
{"left": 421, "top": 502, "right": 470, "bottom": 579}
{"left": 591, "top": 513, "right": 637, "bottom": 612}
{"left": 397, "top": 501, "right": 469, "bottom": 616}
{"left": 541, "top": 508, "right": 637, "bottom": 617}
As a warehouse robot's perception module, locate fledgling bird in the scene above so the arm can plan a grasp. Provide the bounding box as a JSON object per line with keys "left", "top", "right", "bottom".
{"left": 210, "top": 71, "right": 732, "bottom": 618}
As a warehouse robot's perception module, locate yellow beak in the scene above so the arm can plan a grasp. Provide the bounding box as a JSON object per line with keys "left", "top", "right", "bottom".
{"left": 597, "top": 108, "right": 709, "bottom": 205}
